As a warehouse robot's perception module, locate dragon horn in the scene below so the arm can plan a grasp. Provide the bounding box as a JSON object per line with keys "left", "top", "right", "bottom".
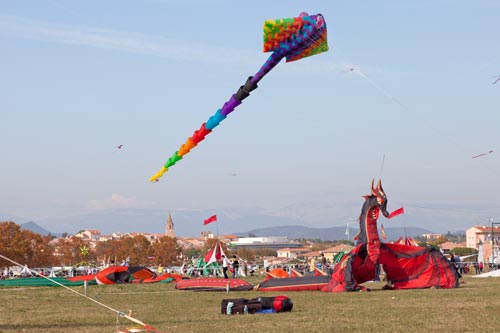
{"left": 377, "top": 179, "right": 385, "bottom": 195}
{"left": 371, "top": 179, "right": 377, "bottom": 196}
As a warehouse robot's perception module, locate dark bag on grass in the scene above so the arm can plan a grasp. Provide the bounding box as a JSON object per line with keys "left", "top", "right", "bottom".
{"left": 221, "top": 297, "right": 262, "bottom": 314}
{"left": 221, "top": 295, "right": 293, "bottom": 315}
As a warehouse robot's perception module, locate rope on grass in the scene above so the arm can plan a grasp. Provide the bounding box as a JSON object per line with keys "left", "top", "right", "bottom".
{"left": 0, "top": 253, "right": 162, "bottom": 333}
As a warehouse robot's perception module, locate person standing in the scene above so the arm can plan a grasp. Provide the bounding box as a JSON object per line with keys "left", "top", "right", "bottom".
{"left": 222, "top": 256, "right": 230, "bottom": 279}
{"left": 232, "top": 255, "right": 240, "bottom": 278}
{"left": 309, "top": 257, "right": 316, "bottom": 273}
{"left": 320, "top": 253, "right": 327, "bottom": 271}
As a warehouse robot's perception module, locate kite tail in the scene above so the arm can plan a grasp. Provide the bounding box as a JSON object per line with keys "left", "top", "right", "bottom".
{"left": 149, "top": 64, "right": 269, "bottom": 182}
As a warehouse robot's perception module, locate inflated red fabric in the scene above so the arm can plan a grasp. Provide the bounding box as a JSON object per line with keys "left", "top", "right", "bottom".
{"left": 322, "top": 243, "right": 459, "bottom": 292}
{"left": 379, "top": 243, "right": 459, "bottom": 289}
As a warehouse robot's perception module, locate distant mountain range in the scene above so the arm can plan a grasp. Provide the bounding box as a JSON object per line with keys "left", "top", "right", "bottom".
{"left": 20, "top": 221, "right": 53, "bottom": 236}
{"left": 18, "top": 219, "right": 431, "bottom": 242}
{"left": 20, "top": 222, "right": 61, "bottom": 236}
{"left": 3, "top": 200, "right": 494, "bottom": 238}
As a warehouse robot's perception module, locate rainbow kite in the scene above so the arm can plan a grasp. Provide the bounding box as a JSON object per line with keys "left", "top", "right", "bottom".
{"left": 150, "top": 12, "right": 328, "bottom": 182}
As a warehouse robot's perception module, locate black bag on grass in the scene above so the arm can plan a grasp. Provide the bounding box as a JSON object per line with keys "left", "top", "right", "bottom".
{"left": 221, "top": 295, "right": 293, "bottom": 315}
{"left": 221, "top": 298, "right": 262, "bottom": 314}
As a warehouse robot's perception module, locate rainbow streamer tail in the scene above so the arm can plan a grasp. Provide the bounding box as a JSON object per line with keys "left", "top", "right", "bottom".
{"left": 150, "top": 13, "right": 328, "bottom": 182}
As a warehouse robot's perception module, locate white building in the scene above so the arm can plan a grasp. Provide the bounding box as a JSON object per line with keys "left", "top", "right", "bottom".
{"left": 466, "top": 225, "right": 500, "bottom": 249}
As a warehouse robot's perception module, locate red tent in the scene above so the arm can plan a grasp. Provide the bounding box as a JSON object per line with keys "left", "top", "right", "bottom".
{"left": 204, "top": 242, "right": 227, "bottom": 265}
{"left": 394, "top": 236, "right": 419, "bottom": 247}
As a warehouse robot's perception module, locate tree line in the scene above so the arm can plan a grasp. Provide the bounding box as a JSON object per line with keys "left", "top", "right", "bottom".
{"left": 0, "top": 221, "right": 181, "bottom": 268}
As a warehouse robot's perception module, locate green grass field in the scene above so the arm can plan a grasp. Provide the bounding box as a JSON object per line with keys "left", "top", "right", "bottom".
{"left": 0, "top": 275, "right": 498, "bottom": 333}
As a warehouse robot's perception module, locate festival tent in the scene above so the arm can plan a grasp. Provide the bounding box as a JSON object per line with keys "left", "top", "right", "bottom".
{"left": 188, "top": 241, "right": 227, "bottom": 277}
{"left": 203, "top": 242, "right": 248, "bottom": 277}
{"left": 48, "top": 268, "right": 57, "bottom": 278}
{"left": 204, "top": 241, "right": 226, "bottom": 266}
{"left": 20, "top": 264, "right": 31, "bottom": 277}
{"left": 394, "top": 236, "right": 419, "bottom": 246}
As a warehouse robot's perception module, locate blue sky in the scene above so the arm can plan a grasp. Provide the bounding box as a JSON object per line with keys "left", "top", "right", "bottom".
{"left": 1, "top": 1, "right": 499, "bottom": 229}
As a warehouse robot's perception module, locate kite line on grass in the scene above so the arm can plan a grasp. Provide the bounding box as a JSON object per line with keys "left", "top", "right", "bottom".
{"left": 0, "top": 253, "right": 162, "bottom": 333}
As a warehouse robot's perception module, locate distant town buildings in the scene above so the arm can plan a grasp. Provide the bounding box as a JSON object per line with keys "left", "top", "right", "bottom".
{"left": 422, "top": 233, "right": 442, "bottom": 240}
{"left": 230, "top": 236, "right": 302, "bottom": 251}
{"left": 65, "top": 214, "right": 500, "bottom": 265}
{"left": 466, "top": 225, "right": 500, "bottom": 264}
{"left": 466, "top": 225, "right": 500, "bottom": 249}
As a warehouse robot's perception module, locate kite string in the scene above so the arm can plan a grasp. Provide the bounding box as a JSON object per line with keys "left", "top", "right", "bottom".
{"left": 333, "top": 45, "right": 500, "bottom": 179}
{"left": 331, "top": 44, "right": 474, "bottom": 157}
{"left": 0, "top": 253, "right": 159, "bottom": 332}
{"left": 378, "top": 154, "right": 386, "bottom": 179}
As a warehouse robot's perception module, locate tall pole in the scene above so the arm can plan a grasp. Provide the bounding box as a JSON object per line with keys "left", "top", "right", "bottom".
{"left": 491, "top": 218, "right": 494, "bottom": 265}
{"left": 491, "top": 218, "right": 500, "bottom": 267}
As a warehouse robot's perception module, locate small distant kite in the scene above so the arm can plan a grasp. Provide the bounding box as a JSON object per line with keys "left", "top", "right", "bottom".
{"left": 472, "top": 150, "right": 494, "bottom": 159}
{"left": 117, "top": 144, "right": 123, "bottom": 150}
{"left": 340, "top": 67, "right": 355, "bottom": 74}
{"left": 492, "top": 75, "right": 500, "bottom": 85}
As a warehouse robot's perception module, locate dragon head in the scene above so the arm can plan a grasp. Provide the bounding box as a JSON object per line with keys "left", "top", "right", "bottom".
{"left": 366, "top": 179, "right": 389, "bottom": 218}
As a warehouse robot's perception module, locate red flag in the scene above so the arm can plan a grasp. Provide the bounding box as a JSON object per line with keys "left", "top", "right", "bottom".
{"left": 381, "top": 224, "right": 387, "bottom": 240}
{"left": 388, "top": 207, "right": 404, "bottom": 219}
{"left": 203, "top": 214, "right": 217, "bottom": 225}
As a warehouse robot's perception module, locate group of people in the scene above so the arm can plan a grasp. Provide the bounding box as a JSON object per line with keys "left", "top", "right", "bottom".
{"left": 449, "top": 253, "right": 484, "bottom": 275}
{"left": 309, "top": 253, "right": 330, "bottom": 274}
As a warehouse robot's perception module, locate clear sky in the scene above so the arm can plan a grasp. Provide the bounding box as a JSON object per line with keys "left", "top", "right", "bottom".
{"left": 1, "top": 1, "right": 499, "bottom": 228}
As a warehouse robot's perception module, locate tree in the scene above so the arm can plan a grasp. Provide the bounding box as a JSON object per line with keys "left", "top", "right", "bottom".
{"left": 182, "top": 247, "right": 200, "bottom": 260}
{"left": 25, "top": 231, "right": 56, "bottom": 267}
{"left": 151, "top": 236, "right": 181, "bottom": 266}
{"left": 428, "top": 235, "right": 448, "bottom": 247}
{"left": 95, "top": 238, "right": 121, "bottom": 265}
{"left": 53, "top": 236, "right": 93, "bottom": 266}
{"left": 94, "top": 235, "right": 154, "bottom": 266}
{"left": 235, "top": 247, "right": 254, "bottom": 261}
{"left": 0, "top": 222, "right": 29, "bottom": 267}
{"left": 127, "top": 235, "right": 153, "bottom": 265}
{"left": 0, "top": 221, "right": 57, "bottom": 268}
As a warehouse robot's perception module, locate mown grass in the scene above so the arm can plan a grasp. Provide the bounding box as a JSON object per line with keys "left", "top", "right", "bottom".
{"left": 0, "top": 275, "right": 498, "bottom": 333}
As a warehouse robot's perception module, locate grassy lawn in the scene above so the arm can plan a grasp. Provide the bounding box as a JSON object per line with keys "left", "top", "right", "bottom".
{"left": 0, "top": 275, "right": 498, "bottom": 332}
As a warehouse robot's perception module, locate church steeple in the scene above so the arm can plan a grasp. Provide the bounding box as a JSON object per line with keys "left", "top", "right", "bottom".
{"left": 165, "top": 213, "right": 175, "bottom": 238}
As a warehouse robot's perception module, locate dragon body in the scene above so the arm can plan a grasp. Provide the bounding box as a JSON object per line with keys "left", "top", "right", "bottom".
{"left": 322, "top": 180, "right": 460, "bottom": 292}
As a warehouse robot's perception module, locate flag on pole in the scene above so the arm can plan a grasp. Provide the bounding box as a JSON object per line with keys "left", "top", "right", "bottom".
{"left": 203, "top": 214, "right": 217, "bottom": 225}
{"left": 381, "top": 224, "right": 387, "bottom": 240}
{"left": 388, "top": 207, "right": 404, "bottom": 219}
